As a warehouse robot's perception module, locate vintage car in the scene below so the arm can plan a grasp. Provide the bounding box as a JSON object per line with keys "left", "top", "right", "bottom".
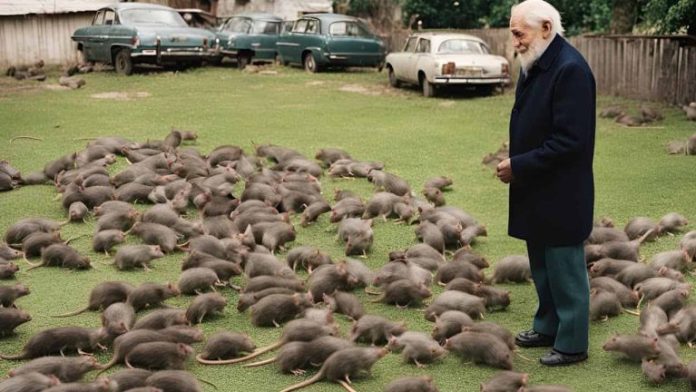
{"left": 385, "top": 32, "right": 510, "bottom": 97}
{"left": 216, "top": 13, "right": 283, "bottom": 68}
{"left": 72, "top": 3, "right": 220, "bottom": 75}
{"left": 276, "top": 13, "right": 386, "bottom": 72}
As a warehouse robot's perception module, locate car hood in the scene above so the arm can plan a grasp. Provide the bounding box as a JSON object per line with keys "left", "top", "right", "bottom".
{"left": 434, "top": 53, "right": 507, "bottom": 66}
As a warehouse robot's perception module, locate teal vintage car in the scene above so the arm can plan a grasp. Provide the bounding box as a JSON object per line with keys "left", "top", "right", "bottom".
{"left": 276, "top": 13, "right": 386, "bottom": 73}
{"left": 216, "top": 13, "right": 283, "bottom": 68}
{"left": 72, "top": 3, "right": 220, "bottom": 75}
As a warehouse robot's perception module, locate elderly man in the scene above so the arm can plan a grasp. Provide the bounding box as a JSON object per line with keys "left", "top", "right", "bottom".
{"left": 496, "top": 0, "right": 595, "bottom": 366}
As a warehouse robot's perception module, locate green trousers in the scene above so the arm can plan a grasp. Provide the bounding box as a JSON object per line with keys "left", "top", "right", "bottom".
{"left": 527, "top": 241, "right": 590, "bottom": 354}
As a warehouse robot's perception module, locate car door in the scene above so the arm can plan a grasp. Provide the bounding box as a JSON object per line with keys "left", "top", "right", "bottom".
{"left": 252, "top": 20, "right": 281, "bottom": 61}
{"left": 393, "top": 36, "right": 418, "bottom": 82}
{"left": 81, "top": 10, "right": 106, "bottom": 61}
{"left": 325, "top": 21, "right": 382, "bottom": 65}
{"left": 277, "top": 18, "right": 308, "bottom": 64}
{"left": 98, "top": 9, "right": 118, "bottom": 61}
{"left": 410, "top": 38, "right": 431, "bottom": 82}
{"left": 296, "top": 18, "right": 324, "bottom": 64}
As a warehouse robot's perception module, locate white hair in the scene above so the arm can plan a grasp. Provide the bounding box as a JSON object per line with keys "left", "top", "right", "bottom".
{"left": 512, "top": 0, "right": 565, "bottom": 37}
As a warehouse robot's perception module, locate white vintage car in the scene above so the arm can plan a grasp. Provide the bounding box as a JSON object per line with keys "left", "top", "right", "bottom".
{"left": 385, "top": 32, "right": 510, "bottom": 97}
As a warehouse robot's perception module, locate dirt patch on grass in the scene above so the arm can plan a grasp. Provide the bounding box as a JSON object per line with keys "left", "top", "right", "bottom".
{"left": 90, "top": 91, "right": 151, "bottom": 101}
{"left": 338, "top": 83, "right": 412, "bottom": 98}
{"left": 439, "top": 100, "right": 456, "bottom": 108}
{"left": 307, "top": 81, "right": 325, "bottom": 86}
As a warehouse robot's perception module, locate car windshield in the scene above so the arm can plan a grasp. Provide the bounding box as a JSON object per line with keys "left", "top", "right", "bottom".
{"left": 329, "top": 21, "right": 372, "bottom": 37}
{"left": 437, "top": 39, "right": 486, "bottom": 54}
{"left": 222, "top": 17, "right": 252, "bottom": 33}
{"left": 254, "top": 20, "right": 280, "bottom": 34}
{"left": 120, "top": 9, "right": 187, "bottom": 27}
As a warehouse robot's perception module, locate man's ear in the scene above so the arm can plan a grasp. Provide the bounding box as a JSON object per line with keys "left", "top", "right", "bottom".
{"left": 541, "top": 21, "right": 552, "bottom": 39}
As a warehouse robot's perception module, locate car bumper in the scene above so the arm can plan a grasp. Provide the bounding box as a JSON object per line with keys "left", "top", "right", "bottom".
{"left": 432, "top": 76, "right": 511, "bottom": 85}
{"left": 133, "top": 47, "right": 221, "bottom": 63}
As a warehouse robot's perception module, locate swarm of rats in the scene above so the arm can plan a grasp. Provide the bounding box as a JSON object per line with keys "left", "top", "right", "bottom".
{"left": 0, "top": 129, "right": 691, "bottom": 391}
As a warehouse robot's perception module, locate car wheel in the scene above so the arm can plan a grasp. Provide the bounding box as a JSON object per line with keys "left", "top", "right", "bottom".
{"left": 421, "top": 77, "right": 436, "bottom": 97}
{"left": 388, "top": 66, "right": 400, "bottom": 88}
{"left": 237, "top": 53, "right": 251, "bottom": 69}
{"left": 303, "top": 52, "right": 320, "bottom": 73}
{"left": 114, "top": 48, "right": 133, "bottom": 76}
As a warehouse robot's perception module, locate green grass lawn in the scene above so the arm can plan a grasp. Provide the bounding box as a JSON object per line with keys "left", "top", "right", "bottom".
{"left": 0, "top": 64, "right": 695, "bottom": 392}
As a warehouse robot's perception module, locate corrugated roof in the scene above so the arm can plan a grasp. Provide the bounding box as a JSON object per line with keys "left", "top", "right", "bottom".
{"left": 0, "top": 1, "right": 115, "bottom": 16}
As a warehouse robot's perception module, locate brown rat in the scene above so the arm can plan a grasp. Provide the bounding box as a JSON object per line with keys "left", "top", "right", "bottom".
{"left": 195, "top": 332, "right": 256, "bottom": 362}
{"left": 0, "top": 326, "right": 105, "bottom": 360}
{"left": 53, "top": 281, "right": 134, "bottom": 317}
{"left": 370, "top": 279, "right": 431, "bottom": 308}
{"left": 185, "top": 292, "right": 227, "bottom": 324}
{"left": 132, "top": 309, "right": 188, "bottom": 330}
{"left": 178, "top": 267, "right": 223, "bottom": 295}
{"left": 350, "top": 314, "right": 406, "bottom": 345}
{"left": 92, "top": 230, "right": 126, "bottom": 254}
{"left": 112, "top": 245, "right": 165, "bottom": 271}
{"left": 386, "top": 331, "right": 447, "bottom": 368}
{"left": 491, "top": 255, "right": 531, "bottom": 284}
{"left": 323, "top": 291, "right": 364, "bottom": 320}
{"left": 431, "top": 310, "right": 474, "bottom": 344}
{"left": 278, "top": 347, "right": 388, "bottom": 392}
{"left": 480, "top": 371, "right": 528, "bottom": 392}
{"left": 27, "top": 243, "right": 91, "bottom": 271}
{"left": 0, "top": 372, "right": 61, "bottom": 392}
{"left": 125, "top": 342, "right": 193, "bottom": 371}
{"left": 602, "top": 334, "right": 660, "bottom": 361}
{"left": 126, "top": 282, "right": 179, "bottom": 312}
{"left": 7, "top": 356, "right": 100, "bottom": 382}
{"left": 0, "top": 283, "right": 30, "bottom": 307}
{"left": 0, "top": 262, "right": 19, "bottom": 279}
{"left": 0, "top": 307, "right": 32, "bottom": 336}
{"left": 249, "top": 292, "right": 313, "bottom": 327}
{"left": 444, "top": 331, "right": 512, "bottom": 369}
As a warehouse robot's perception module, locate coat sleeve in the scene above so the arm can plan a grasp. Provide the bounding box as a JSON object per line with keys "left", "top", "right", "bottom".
{"left": 510, "top": 62, "right": 594, "bottom": 179}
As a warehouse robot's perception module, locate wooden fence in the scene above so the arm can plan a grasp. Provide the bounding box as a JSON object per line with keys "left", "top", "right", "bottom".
{"left": 569, "top": 35, "right": 696, "bottom": 105}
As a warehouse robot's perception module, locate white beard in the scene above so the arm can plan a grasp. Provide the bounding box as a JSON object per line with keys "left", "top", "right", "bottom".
{"left": 518, "top": 37, "right": 552, "bottom": 73}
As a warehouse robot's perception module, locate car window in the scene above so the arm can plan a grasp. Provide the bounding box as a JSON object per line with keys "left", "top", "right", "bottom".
{"left": 306, "top": 19, "right": 319, "bottom": 34}
{"left": 93, "top": 10, "right": 105, "bottom": 26}
{"left": 437, "top": 39, "right": 485, "bottom": 54}
{"left": 480, "top": 43, "right": 491, "bottom": 54}
{"left": 416, "top": 38, "right": 431, "bottom": 53}
{"left": 282, "top": 21, "right": 293, "bottom": 33}
{"left": 330, "top": 21, "right": 371, "bottom": 37}
{"left": 222, "top": 17, "right": 252, "bottom": 33}
{"left": 120, "top": 9, "right": 187, "bottom": 27}
{"left": 403, "top": 37, "right": 418, "bottom": 52}
{"left": 292, "top": 19, "right": 308, "bottom": 33}
{"left": 104, "top": 10, "right": 115, "bottom": 26}
{"left": 254, "top": 21, "right": 280, "bottom": 34}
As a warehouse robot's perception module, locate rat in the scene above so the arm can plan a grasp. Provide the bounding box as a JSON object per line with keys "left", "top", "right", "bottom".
{"left": 444, "top": 331, "right": 512, "bottom": 369}
{"left": 0, "top": 307, "right": 32, "bottom": 336}
{"left": 0, "top": 283, "right": 30, "bottom": 307}
{"left": 126, "top": 282, "right": 180, "bottom": 312}
{"left": 53, "top": 281, "right": 134, "bottom": 317}
{"left": 0, "top": 327, "right": 106, "bottom": 359}
{"left": 278, "top": 347, "right": 388, "bottom": 392}
{"left": 112, "top": 245, "right": 165, "bottom": 271}
{"left": 125, "top": 342, "right": 193, "bottom": 371}
{"left": 185, "top": 292, "right": 227, "bottom": 324}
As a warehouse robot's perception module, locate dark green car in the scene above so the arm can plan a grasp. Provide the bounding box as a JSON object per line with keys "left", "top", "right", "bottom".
{"left": 72, "top": 3, "right": 220, "bottom": 75}
{"left": 216, "top": 13, "right": 283, "bottom": 69}
{"left": 276, "top": 13, "right": 386, "bottom": 73}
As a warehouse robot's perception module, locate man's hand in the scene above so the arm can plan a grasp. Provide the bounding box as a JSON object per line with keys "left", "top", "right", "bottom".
{"left": 496, "top": 158, "right": 514, "bottom": 184}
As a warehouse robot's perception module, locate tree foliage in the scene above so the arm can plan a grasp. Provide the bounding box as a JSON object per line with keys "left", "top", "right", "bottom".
{"left": 397, "top": 0, "right": 693, "bottom": 35}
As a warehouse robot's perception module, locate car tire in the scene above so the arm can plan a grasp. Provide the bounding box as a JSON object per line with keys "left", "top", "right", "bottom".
{"left": 114, "top": 48, "right": 133, "bottom": 76}
{"left": 303, "top": 52, "right": 319, "bottom": 73}
{"left": 237, "top": 53, "right": 251, "bottom": 69}
{"left": 421, "top": 77, "right": 436, "bottom": 97}
{"left": 388, "top": 67, "right": 400, "bottom": 88}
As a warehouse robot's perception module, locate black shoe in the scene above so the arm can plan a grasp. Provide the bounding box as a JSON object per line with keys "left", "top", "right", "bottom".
{"left": 515, "top": 329, "right": 555, "bottom": 347}
{"left": 539, "top": 349, "right": 588, "bottom": 366}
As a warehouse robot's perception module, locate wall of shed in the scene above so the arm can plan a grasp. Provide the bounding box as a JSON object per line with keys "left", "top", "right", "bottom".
{"left": 0, "top": 13, "right": 94, "bottom": 67}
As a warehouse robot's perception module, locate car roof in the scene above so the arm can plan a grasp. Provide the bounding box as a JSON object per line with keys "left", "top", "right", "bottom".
{"left": 228, "top": 12, "right": 282, "bottom": 21}
{"left": 299, "top": 13, "right": 360, "bottom": 23}
{"left": 108, "top": 3, "right": 175, "bottom": 11}
{"left": 408, "top": 32, "right": 486, "bottom": 44}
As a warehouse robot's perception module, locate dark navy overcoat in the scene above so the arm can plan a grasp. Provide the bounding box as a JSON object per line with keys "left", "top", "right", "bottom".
{"left": 508, "top": 34, "right": 596, "bottom": 246}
